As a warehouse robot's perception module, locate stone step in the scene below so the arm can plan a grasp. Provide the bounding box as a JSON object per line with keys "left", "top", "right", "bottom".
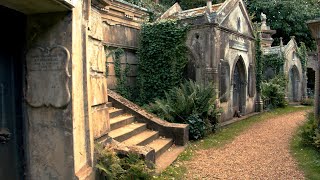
{"left": 122, "top": 130, "right": 159, "bottom": 146}
{"left": 109, "top": 107, "right": 124, "bottom": 119}
{"left": 155, "top": 145, "right": 186, "bottom": 174}
{"left": 109, "top": 123, "right": 147, "bottom": 142}
{"left": 147, "top": 138, "right": 173, "bottom": 159}
{"left": 110, "top": 114, "right": 135, "bottom": 130}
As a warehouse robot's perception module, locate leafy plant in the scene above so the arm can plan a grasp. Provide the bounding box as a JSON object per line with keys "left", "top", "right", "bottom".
{"left": 147, "top": 80, "right": 220, "bottom": 140}
{"left": 120, "top": 153, "right": 153, "bottom": 179}
{"left": 299, "top": 112, "right": 320, "bottom": 151}
{"left": 301, "top": 98, "right": 314, "bottom": 106}
{"left": 136, "top": 20, "right": 189, "bottom": 105}
{"left": 95, "top": 144, "right": 153, "bottom": 180}
{"left": 261, "top": 74, "right": 288, "bottom": 108}
{"left": 95, "top": 144, "right": 124, "bottom": 180}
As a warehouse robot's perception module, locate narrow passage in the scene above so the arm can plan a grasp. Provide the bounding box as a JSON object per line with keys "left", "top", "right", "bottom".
{"left": 185, "top": 111, "right": 306, "bottom": 179}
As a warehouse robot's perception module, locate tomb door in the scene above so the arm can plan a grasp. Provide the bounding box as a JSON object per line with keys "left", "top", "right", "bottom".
{"left": 0, "top": 52, "right": 23, "bottom": 180}
{"left": 290, "top": 66, "right": 300, "bottom": 102}
{"left": 0, "top": 5, "right": 25, "bottom": 180}
{"left": 232, "top": 58, "right": 246, "bottom": 115}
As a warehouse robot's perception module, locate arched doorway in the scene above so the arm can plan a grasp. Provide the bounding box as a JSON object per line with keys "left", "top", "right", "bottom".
{"left": 289, "top": 65, "right": 300, "bottom": 102}
{"left": 232, "top": 57, "right": 246, "bottom": 116}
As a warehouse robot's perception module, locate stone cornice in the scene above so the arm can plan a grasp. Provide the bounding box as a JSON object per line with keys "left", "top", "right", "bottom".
{"left": 92, "top": 0, "right": 148, "bottom": 29}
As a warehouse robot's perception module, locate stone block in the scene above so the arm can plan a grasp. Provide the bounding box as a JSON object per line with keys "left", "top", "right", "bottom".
{"left": 89, "top": 9, "right": 103, "bottom": 40}
{"left": 88, "top": 39, "right": 105, "bottom": 73}
{"left": 90, "top": 75, "right": 108, "bottom": 106}
{"left": 92, "top": 105, "right": 110, "bottom": 139}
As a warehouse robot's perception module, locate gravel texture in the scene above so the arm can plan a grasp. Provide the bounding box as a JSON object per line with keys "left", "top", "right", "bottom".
{"left": 185, "top": 111, "right": 306, "bottom": 179}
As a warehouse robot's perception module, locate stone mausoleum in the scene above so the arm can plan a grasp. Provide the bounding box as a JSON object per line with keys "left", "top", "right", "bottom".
{"left": 259, "top": 13, "right": 307, "bottom": 102}
{"left": 0, "top": 0, "right": 188, "bottom": 179}
{"left": 161, "top": 0, "right": 258, "bottom": 121}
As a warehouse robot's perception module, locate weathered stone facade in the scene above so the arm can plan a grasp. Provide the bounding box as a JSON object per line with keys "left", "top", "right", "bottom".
{"left": 162, "top": 0, "right": 257, "bottom": 121}
{"left": 260, "top": 14, "right": 307, "bottom": 102}
{"left": 0, "top": 0, "right": 188, "bottom": 179}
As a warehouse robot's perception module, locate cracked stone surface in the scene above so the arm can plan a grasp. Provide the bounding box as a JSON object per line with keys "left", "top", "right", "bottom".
{"left": 185, "top": 111, "right": 306, "bottom": 179}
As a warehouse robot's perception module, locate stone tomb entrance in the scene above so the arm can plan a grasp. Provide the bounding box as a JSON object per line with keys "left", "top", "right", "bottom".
{"left": 289, "top": 65, "right": 301, "bottom": 102}
{"left": 0, "top": 5, "right": 26, "bottom": 179}
{"left": 232, "top": 57, "right": 246, "bottom": 116}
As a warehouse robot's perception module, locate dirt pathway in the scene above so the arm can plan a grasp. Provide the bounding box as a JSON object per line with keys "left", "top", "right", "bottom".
{"left": 185, "top": 111, "right": 307, "bottom": 179}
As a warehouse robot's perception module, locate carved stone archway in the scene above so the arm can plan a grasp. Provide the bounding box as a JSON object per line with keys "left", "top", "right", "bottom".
{"left": 231, "top": 56, "right": 247, "bottom": 115}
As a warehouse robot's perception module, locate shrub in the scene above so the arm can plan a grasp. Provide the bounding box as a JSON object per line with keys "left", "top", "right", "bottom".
{"left": 147, "top": 80, "right": 220, "bottom": 140}
{"left": 261, "top": 74, "right": 288, "bottom": 108}
{"left": 301, "top": 98, "right": 314, "bottom": 106}
{"left": 95, "top": 144, "right": 153, "bottom": 180}
{"left": 299, "top": 112, "right": 320, "bottom": 151}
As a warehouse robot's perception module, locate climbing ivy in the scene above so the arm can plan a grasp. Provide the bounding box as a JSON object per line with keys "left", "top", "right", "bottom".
{"left": 262, "top": 53, "right": 285, "bottom": 76}
{"left": 255, "top": 32, "right": 263, "bottom": 93}
{"left": 136, "top": 20, "right": 189, "bottom": 105}
{"left": 106, "top": 47, "right": 132, "bottom": 99}
{"left": 297, "top": 42, "right": 308, "bottom": 73}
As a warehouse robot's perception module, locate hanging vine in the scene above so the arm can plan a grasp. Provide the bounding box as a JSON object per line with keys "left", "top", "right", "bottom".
{"left": 297, "top": 42, "right": 308, "bottom": 73}
{"left": 255, "top": 32, "right": 263, "bottom": 93}
{"left": 105, "top": 47, "right": 131, "bottom": 99}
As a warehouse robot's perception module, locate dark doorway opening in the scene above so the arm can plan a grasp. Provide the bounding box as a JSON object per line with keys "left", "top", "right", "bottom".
{"left": 307, "top": 68, "right": 315, "bottom": 98}
{"left": 0, "top": 5, "right": 26, "bottom": 180}
{"left": 289, "top": 66, "right": 300, "bottom": 102}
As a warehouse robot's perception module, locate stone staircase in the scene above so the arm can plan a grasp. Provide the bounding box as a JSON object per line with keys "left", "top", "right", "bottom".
{"left": 106, "top": 90, "right": 189, "bottom": 172}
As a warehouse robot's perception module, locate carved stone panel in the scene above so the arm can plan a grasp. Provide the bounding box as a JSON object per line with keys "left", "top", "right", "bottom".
{"left": 220, "top": 60, "right": 230, "bottom": 102}
{"left": 26, "top": 46, "right": 71, "bottom": 108}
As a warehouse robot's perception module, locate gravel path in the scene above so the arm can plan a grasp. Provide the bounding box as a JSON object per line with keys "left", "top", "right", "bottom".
{"left": 185, "top": 111, "right": 307, "bottom": 179}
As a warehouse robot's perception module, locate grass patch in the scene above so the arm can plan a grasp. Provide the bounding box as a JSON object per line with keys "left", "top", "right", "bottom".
{"left": 291, "top": 119, "right": 320, "bottom": 179}
{"left": 155, "top": 106, "right": 311, "bottom": 179}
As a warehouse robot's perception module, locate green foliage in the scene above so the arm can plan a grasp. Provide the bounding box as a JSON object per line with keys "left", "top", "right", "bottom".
{"left": 245, "top": 0, "right": 320, "bottom": 50}
{"left": 186, "top": 114, "right": 207, "bottom": 140}
{"left": 262, "top": 53, "right": 285, "bottom": 76}
{"left": 95, "top": 144, "right": 153, "bottom": 180}
{"left": 136, "top": 20, "right": 189, "bottom": 104}
{"left": 297, "top": 42, "right": 308, "bottom": 73}
{"left": 120, "top": 153, "right": 154, "bottom": 179}
{"left": 106, "top": 47, "right": 132, "bottom": 99}
{"left": 95, "top": 144, "right": 125, "bottom": 180}
{"left": 261, "top": 74, "right": 288, "bottom": 108}
{"left": 299, "top": 112, "right": 320, "bottom": 151}
{"left": 255, "top": 32, "right": 263, "bottom": 93}
{"left": 301, "top": 98, "right": 314, "bottom": 106}
{"left": 123, "top": 0, "right": 167, "bottom": 21}
{"left": 147, "top": 80, "right": 220, "bottom": 140}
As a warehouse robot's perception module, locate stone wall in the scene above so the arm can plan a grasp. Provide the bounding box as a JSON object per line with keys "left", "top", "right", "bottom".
{"left": 95, "top": 0, "right": 148, "bottom": 91}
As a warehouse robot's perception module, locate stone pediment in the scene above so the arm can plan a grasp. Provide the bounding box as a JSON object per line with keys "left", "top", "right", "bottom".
{"left": 216, "top": 0, "right": 255, "bottom": 38}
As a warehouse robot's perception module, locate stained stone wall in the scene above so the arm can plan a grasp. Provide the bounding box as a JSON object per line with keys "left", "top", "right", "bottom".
{"left": 182, "top": 0, "right": 257, "bottom": 122}
{"left": 23, "top": 1, "right": 98, "bottom": 179}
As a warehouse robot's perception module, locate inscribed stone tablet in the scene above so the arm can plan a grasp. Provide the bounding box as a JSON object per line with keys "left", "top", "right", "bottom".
{"left": 26, "top": 46, "right": 71, "bottom": 108}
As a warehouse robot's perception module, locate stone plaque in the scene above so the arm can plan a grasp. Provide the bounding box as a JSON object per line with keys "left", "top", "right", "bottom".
{"left": 26, "top": 46, "right": 71, "bottom": 108}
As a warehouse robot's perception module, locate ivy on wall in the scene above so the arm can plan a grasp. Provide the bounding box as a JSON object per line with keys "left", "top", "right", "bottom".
{"left": 255, "top": 33, "right": 263, "bottom": 93}
{"left": 262, "top": 53, "right": 285, "bottom": 75}
{"left": 136, "top": 20, "right": 189, "bottom": 105}
{"left": 106, "top": 47, "right": 132, "bottom": 99}
{"left": 297, "top": 42, "right": 308, "bottom": 73}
